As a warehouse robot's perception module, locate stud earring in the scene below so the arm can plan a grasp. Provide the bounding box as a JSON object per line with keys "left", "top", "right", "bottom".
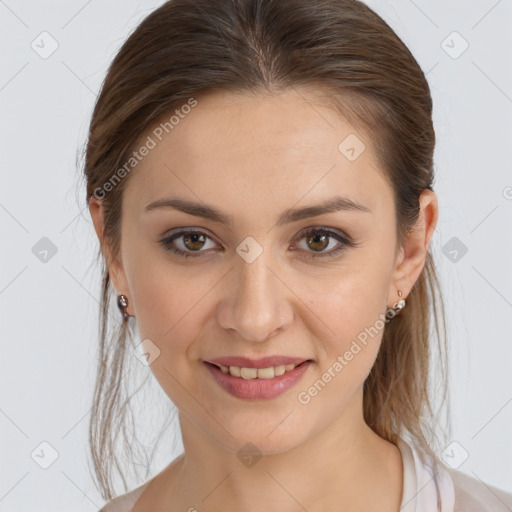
{"left": 386, "top": 290, "right": 405, "bottom": 319}
{"left": 117, "top": 294, "right": 133, "bottom": 319}
{"left": 392, "top": 290, "right": 406, "bottom": 314}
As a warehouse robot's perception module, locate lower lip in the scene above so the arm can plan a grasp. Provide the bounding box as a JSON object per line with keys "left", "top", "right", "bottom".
{"left": 204, "top": 361, "right": 312, "bottom": 400}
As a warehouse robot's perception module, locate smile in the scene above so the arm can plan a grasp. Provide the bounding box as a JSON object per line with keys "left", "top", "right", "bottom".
{"left": 214, "top": 362, "right": 300, "bottom": 379}
{"left": 203, "top": 360, "right": 312, "bottom": 399}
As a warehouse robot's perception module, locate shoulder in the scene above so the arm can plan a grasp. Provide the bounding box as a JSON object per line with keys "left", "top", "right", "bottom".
{"left": 99, "top": 454, "right": 184, "bottom": 511}
{"left": 446, "top": 467, "right": 512, "bottom": 512}
{"left": 98, "top": 481, "right": 151, "bottom": 512}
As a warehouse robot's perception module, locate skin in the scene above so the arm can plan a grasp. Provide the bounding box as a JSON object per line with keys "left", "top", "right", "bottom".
{"left": 90, "top": 85, "right": 438, "bottom": 512}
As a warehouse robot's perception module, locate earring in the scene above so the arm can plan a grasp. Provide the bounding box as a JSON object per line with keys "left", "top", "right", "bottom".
{"left": 391, "top": 289, "right": 406, "bottom": 314}
{"left": 117, "top": 294, "right": 133, "bottom": 319}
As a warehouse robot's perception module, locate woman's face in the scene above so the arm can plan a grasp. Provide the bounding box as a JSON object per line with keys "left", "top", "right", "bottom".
{"left": 92, "top": 86, "right": 436, "bottom": 455}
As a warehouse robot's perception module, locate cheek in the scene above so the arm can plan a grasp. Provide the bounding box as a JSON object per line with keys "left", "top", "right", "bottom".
{"left": 297, "top": 262, "right": 391, "bottom": 385}
{"left": 301, "top": 263, "right": 390, "bottom": 340}
{"left": 126, "top": 261, "right": 210, "bottom": 406}
{"left": 123, "top": 243, "right": 208, "bottom": 351}
{"left": 294, "top": 280, "right": 389, "bottom": 420}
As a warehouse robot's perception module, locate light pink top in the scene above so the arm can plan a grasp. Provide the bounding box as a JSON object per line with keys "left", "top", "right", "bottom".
{"left": 99, "top": 438, "right": 512, "bottom": 511}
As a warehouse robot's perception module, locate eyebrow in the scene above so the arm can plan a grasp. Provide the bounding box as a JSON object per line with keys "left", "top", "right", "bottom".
{"left": 144, "top": 195, "right": 371, "bottom": 226}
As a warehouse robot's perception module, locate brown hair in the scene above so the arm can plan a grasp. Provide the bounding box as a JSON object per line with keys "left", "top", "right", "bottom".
{"left": 83, "top": 0, "right": 450, "bottom": 500}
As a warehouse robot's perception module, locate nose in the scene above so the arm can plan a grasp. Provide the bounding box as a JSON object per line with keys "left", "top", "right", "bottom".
{"left": 216, "top": 250, "right": 293, "bottom": 342}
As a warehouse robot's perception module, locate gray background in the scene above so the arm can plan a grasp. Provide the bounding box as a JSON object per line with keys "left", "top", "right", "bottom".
{"left": 0, "top": 0, "right": 511, "bottom": 510}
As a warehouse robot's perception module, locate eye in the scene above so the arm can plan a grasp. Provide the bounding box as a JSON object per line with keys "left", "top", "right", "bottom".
{"left": 159, "top": 227, "right": 358, "bottom": 259}
{"left": 159, "top": 229, "right": 218, "bottom": 258}
{"left": 292, "top": 227, "right": 357, "bottom": 259}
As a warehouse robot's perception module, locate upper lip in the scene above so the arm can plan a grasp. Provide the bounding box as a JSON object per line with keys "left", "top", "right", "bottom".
{"left": 205, "top": 356, "right": 310, "bottom": 369}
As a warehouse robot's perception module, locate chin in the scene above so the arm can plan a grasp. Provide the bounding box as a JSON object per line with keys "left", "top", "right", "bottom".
{"left": 211, "top": 415, "right": 312, "bottom": 457}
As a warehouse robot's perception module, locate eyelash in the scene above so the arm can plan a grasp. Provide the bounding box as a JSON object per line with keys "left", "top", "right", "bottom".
{"left": 159, "top": 227, "right": 358, "bottom": 260}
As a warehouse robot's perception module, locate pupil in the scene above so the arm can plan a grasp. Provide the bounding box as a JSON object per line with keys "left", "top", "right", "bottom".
{"left": 185, "top": 233, "right": 205, "bottom": 250}
{"left": 310, "top": 233, "right": 327, "bottom": 251}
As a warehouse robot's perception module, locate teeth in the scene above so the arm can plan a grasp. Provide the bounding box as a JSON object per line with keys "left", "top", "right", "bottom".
{"left": 219, "top": 363, "right": 301, "bottom": 379}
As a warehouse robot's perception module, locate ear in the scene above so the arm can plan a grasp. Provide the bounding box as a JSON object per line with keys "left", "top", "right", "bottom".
{"left": 88, "top": 196, "right": 129, "bottom": 296}
{"left": 387, "top": 189, "right": 438, "bottom": 306}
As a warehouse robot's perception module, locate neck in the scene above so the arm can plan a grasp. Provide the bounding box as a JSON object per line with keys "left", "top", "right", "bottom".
{"left": 151, "top": 388, "right": 404, "bottom": 512}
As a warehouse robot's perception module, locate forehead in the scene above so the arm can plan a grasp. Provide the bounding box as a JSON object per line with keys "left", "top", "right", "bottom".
{"left": 124, "top": 87, "right": 391, "bottom": 218}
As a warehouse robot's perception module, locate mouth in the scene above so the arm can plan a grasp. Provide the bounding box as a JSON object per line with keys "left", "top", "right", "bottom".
{"left": 203, "top": 358, "right": 313, "bottom": 400}
{"left": 204, "top": 359, "right": 312, "bottom": 379}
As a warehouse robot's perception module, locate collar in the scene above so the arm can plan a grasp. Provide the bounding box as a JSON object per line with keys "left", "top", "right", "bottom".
{"left": 398, "top": 438, "right": 455, "bottom": 512}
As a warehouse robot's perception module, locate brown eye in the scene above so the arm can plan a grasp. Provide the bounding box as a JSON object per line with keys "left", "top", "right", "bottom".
{"left": 305, "top": 232, "right": 330, "bottom": 252}
{"left": 182, "top": 232, "right": 208, "bottom": 251}
{"left": 160, "top": 230, "right": 217, "bottom": 258}
{"left": 293, "top": 228, "right": 356, "bottom": 259}
{"left": 159, "top": 227, "right": 358, "bottom": 260}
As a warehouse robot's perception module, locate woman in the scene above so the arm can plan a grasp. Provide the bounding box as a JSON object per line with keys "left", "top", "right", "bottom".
{"left": 85, "top": 0, "right": 512, "bottom": 510}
